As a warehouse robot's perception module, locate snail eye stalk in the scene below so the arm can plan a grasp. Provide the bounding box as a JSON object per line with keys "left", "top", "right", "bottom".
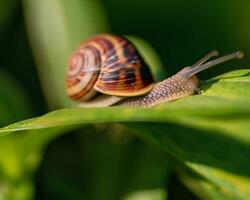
{"left": 192, "top": 50, "right": 219, "bottom": 68}
{"left": 180, "top": 51, "right": 244, "bottom": 78}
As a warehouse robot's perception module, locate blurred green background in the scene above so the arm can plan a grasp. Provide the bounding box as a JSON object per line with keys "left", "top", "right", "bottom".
{"left": 1, "top": 0, "right": 250, "bottom": 199}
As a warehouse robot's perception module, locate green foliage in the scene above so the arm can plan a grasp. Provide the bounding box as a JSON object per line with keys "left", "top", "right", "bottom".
{"left": 23, "top": 0, "right": 109, "bottom": 108}
{"left": 1, "top": 0, "right": 250, "bottom": 199}
{"left": 126, "top": 36, "right": 167, "bottom": 81}
{"left": 1, "top": 70, "right": 250, "bottom": 199}
{"left": 0, "top": 70, "right": 70, "bottom": 199}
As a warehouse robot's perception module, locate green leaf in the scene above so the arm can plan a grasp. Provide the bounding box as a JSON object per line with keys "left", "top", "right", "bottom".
{"left": 23, "top": 0, "right": 166, "bottom": 108}
{"left": 78, "top": 125, "right": 170, "bottom": 200}
{"left": 123, "top": 189, "right": 167, "bottom": 200}
{"left": 201, "top": 69, "right": 250, "bottom": 100}
{"left": 126, "top": 36, "right": 167, "bottom": 81}
{"left": 178, "top": 168, "right": 235, "bottom": 200}
{"left": 0, "top": 71, "right": 32, "bottom": 199}
{"left": 0, "top": 127, "right": 72, "bottom": 200}
{"left": 23, "top": 0, "right": 109, "bottom": 108}
{"left": 0, "top": 71, "right": 71, "bottom": 200}
{"left": 1, "top": 69, "right": 250, "bottom": 199}
{"left": 33, "top": 125, "right": 170, "bottom": 200}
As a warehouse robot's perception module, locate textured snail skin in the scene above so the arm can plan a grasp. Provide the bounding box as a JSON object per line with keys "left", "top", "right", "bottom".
{"left": 67, "top": 34, "right": 242, "bottom": 108}
{"left": 66, "top": 34, "right": 198, "bottom": 108}
{"left": 117, "top": 74, "right": 199, "bottom": 107}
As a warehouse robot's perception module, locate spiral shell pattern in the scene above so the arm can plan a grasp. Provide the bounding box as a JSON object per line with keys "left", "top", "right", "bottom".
{"left": 66, "top": 34, "right": 154, "bottom": 102}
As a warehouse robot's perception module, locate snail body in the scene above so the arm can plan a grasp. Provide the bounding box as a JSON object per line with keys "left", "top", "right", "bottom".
{"left": 119, "top": 73, "right": 199, "bottom": 107}
{"left": 66, "top": 34, "right": 243, "bottom": 107}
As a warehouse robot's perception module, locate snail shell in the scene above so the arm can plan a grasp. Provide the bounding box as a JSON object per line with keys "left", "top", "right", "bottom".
{"left": 66, "top": 34, "right": 154, "bottom": 102}
{"left": 66, "top": 34, "right": 243, "bottom": 107}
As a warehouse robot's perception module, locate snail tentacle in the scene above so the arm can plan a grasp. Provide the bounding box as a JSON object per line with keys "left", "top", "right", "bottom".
{"left": 117, "top": 51, "right": 243, "bottom": 107}
{"left": 66, "top": 34, "right": 243, "bottom": 107}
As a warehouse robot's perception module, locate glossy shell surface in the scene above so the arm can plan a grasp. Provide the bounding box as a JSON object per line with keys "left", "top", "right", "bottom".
{"left": 66, "top": 34, "right": 154, "bottom": 101}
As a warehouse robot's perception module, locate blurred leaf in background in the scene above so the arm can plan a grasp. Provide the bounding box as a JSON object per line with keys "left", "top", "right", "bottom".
{"left": 1, "top": 0, "right": 250, "bottom": 199}
{"left": 0, "top": 0, "right": 46, "bottom": 116}
{"left": 1, "top": 0, "right": 172, "bottom": 199}
{"left": 0, "top": 70, "right": 32, "bottom": 199}
{"left": 0, "top": 69, "right": 72, "bottom": 200}
{"left": 34, "top": 125, "right": 170, "bottom": 200}
{"left": 23, "top": 0, "right": 109, "bottom": 108}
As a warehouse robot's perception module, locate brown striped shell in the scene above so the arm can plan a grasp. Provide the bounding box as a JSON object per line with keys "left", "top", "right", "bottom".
{"left": 66, "top": 34, "right": 154, "bottom": 102}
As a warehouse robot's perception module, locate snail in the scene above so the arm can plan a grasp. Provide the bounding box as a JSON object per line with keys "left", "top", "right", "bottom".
{"left": 66, "top": 34, "right": 243, "bottom": 107}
